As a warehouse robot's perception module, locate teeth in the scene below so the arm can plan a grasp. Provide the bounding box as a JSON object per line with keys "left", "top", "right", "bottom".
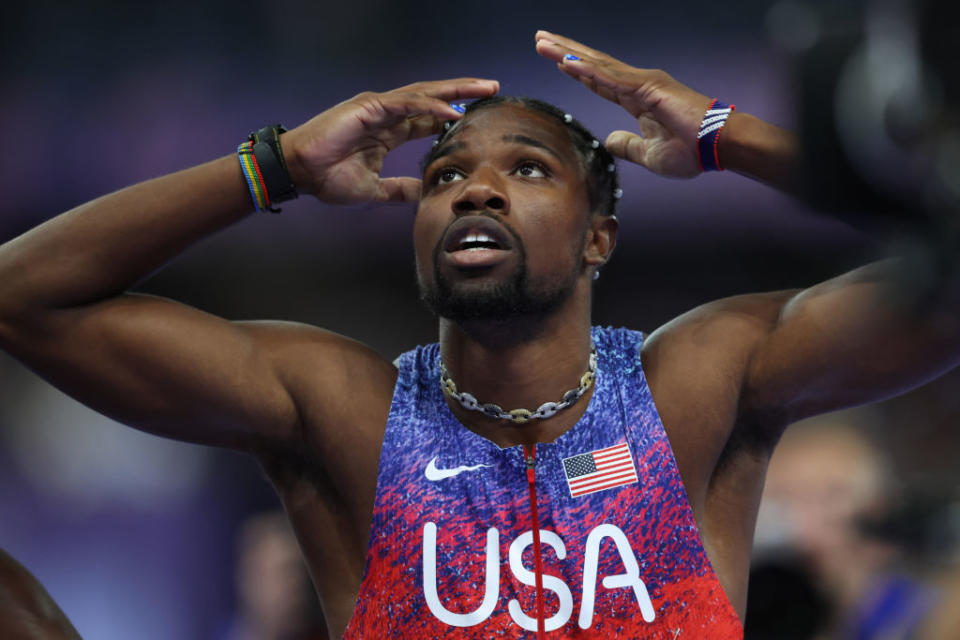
{"left": 459, "top": 232, "right": 498, "bottom": 249}
{"left": 462, "top": 233, "right": 493, "bottom": 244}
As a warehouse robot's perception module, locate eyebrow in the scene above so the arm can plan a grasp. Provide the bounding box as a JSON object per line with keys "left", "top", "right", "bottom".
{"left": 501, "top": 134, "right": 563, "bottom": 161}
{"left": 424, "top": 132, "right": 565, "bottom": 172}
{"left": 428, "top": 141, "right": 466, "bottom": 164}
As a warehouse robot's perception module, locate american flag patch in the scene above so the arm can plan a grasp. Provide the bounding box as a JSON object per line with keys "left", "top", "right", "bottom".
{"left": 562, "top": 442, "right": 638, "bottom": 498}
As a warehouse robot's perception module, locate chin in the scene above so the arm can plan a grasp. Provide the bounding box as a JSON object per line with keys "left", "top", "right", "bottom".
{"left": 420, "top": 264, "right": 577, "bottom": 324}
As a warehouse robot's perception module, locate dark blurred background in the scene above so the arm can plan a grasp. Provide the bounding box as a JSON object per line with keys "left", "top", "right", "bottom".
{"left": 1, "top": 0, "right": 957, "bottom": 638}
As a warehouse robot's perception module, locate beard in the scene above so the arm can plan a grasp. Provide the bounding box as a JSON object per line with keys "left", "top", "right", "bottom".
{"left": 419, "top": 244, "right": 580, "bottom": 324}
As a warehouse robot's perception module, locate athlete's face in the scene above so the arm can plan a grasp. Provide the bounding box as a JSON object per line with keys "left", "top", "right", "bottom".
{"left": 415, "top": 104, "right": 600, "bottom": 323}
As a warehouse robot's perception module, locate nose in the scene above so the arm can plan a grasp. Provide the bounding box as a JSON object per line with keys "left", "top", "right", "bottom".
{"left": 452, "top": 168, "right": 509, "bottom": 214}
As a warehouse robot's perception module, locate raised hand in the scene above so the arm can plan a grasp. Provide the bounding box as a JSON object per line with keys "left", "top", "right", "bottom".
{"left": 535, "top": 31, "right": 712, "bottom": 178}
{"left": 283, "top": 78, "right": 499, "bottom": 205}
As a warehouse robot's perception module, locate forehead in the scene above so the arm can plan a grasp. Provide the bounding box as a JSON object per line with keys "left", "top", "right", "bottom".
{"left": 431, "top": 103, "right": 581, "bottom": 165}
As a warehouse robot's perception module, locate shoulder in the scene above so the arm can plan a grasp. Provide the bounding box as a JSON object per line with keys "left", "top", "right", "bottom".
{"left": 636, "top": 290, "right": 799, "bottom": 498}
{"left": 641, "top": 288, "right": 799, "bottom": 414}
{"left": 641, "top": 289, "right": 798, "bottom": 379}
{"left": 239, "top": 319, "right": 397, "bottom": 382}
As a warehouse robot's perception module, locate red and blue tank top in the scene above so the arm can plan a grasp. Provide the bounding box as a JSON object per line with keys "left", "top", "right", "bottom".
{"left": 343, "top": 327, "right": 743, "bottom": 638}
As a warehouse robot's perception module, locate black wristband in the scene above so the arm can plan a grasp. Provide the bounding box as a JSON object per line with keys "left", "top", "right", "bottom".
{"left": 248, "top": 125, "right": 298, "bottom": 211}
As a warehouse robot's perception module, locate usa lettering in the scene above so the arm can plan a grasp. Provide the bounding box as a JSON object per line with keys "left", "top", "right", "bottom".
{"left": 422, "top": 522, "right": 656, "bottom": 630}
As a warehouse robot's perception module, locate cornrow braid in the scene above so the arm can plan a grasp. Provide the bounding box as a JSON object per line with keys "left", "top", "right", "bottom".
{"left": 421, "top": 96, "right": 620, "bottom": 217}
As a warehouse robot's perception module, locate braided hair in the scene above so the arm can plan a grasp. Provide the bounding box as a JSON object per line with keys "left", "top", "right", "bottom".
{"left": 421, "top": 96, "right": 621, "bottom": 217}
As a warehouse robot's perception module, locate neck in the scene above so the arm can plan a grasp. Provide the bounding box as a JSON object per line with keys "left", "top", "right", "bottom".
{"left": 438, "top": 292, "right": 594, "bottom": 448}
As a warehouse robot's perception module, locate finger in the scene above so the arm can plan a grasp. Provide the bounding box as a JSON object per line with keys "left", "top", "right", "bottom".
{"left": 535, "top": 38, "right": 580, "bottom": 64}
{"left": 376, "top": 177, "right": 422, "bottom": 203}
{"left": 371, "top": 111, "right": 458, "bottom": 152}
{"left": 556, "top": 64, "right": 656, "bottom": 118}
{"left": 556, "top": 62, "right": 621, "bottom": 104}
{"left": 554, "top": 57, "right": 636, "bottom": 97}
{"left": 406, "top": 113, "right": 448, "bottom": 138}
{"left": 605, "top": 130, "right": 649, "bottom": 167}
{"left": 535, "top": 38, "right": 608, "bottom": 69}
{"left": 376, "top": 92, "right": 469, "bottom": 124}
{"left": 396, "top": 78, "right": 499, "bottom": 102}
{"left": 534, "top": 30, "right": 615, "bottom": 63}
{"left": 538, "top": 39, "right": 642, "bottom": 104}
{"left": 536, "top": 33, "right": 664, "bottom": 111}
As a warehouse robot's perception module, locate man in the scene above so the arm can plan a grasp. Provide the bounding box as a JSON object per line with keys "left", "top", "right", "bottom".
{"left": 0, "top": 31, "right": 957, "bottom": 638}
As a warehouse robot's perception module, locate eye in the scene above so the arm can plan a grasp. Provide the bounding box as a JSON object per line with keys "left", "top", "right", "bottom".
{"left": 514, "top": 161, "right": 548, "bottom": 179}
{"left": 435, "top": 167, "right": 465, "bottom": 185}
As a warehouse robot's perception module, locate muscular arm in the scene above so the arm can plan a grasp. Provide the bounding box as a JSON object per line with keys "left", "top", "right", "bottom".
{"left": 0, "top": 156, "right": 307, "bottom": 448}
{"left": 535, "top": 32, "right": 960, "bottom": 500}
{"left": 718, "top": 111, "right": 801, "bottom": 193}
{"left": 535, "top": 31, "right": 960, "bottom": 422}
{"left": 713, "top": 89, "right": 960, "bottom": 423}
{"left": 0, "top": 79, "right": 498, "bottom": 450}
{"left": 741, "top": 259, "right": 960, "bottom": 423}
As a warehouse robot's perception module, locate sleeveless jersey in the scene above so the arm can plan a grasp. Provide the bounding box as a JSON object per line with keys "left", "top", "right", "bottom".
{"left": 343, "top": 327, "right": 743, "bottom": 638}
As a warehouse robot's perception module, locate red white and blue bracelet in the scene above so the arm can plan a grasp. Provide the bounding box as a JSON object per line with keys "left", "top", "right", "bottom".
{"left": 697, "top": 99, "right": 736, "bottom": 172}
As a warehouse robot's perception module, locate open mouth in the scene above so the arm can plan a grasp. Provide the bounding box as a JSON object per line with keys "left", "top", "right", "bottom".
{"left": 442, "top": 215, "right": 514, "bottom": 254}
{"left": 440, "top": 215, "right": 516, "bottom": 269}
{"left": 455, "top": 232, "right": 502, "bottom": 252}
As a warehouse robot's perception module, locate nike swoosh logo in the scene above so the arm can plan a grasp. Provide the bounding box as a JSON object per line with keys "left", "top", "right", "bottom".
{"left": 424, "top": 457, "right": 492, "bottom": 481}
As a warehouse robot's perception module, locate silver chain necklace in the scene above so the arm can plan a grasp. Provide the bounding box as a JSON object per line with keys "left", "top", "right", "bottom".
{"left": 439, "top": 344, "right": 598, "bottom": 424}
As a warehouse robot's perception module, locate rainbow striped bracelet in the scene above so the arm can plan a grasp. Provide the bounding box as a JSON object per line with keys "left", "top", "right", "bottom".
{"left": 237, "top": 140, "right": 273, "bottom": 212}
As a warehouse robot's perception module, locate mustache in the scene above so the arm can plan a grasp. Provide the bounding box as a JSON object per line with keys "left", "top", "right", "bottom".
{"left": 432, "top": 211, "right": 526, "bottom": 264}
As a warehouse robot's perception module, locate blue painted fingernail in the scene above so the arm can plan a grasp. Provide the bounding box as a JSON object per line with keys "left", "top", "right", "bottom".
{"left": 564, "top": 54, "right": 580, "bottom": 61}
{"left": 450, "top": 103, "right": 466, "bottom": 114}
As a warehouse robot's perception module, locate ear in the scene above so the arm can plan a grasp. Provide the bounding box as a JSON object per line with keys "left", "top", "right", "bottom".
{"left": 583, "top": 215, "right": 618, "bottom": 269}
